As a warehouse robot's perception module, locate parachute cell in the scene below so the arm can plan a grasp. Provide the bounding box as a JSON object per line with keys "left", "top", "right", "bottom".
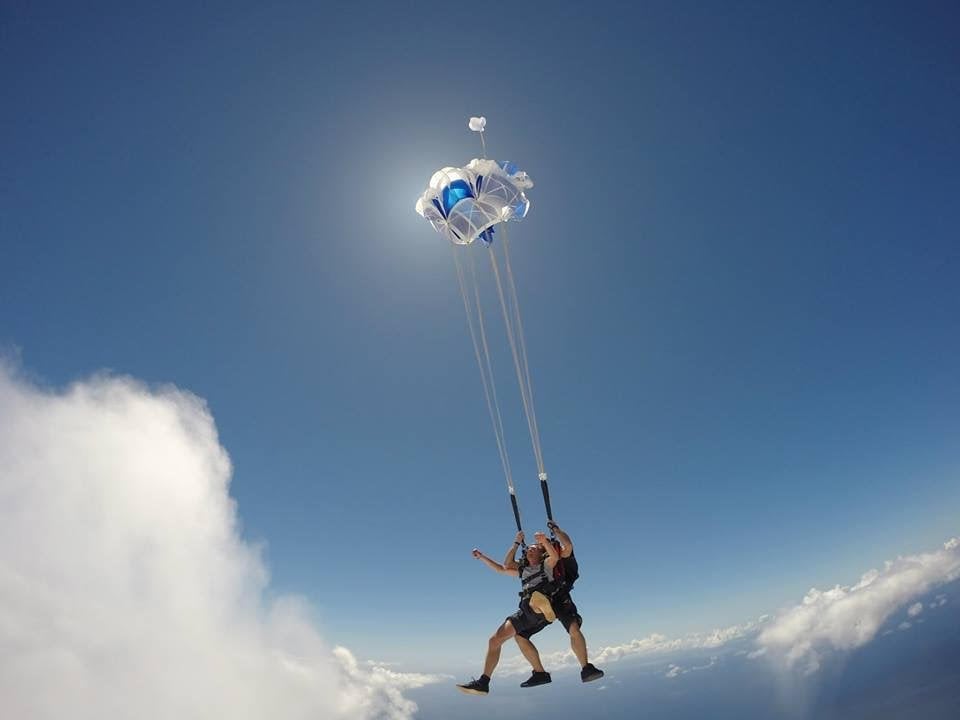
{"left": 415, "top": 159, "right": 532, "bottom": 246}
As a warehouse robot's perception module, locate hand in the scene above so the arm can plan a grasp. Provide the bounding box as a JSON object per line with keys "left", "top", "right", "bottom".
{"left": 547, "top": 520, "right": 559, "bottom": 532}
{"left": 515, "top": 531, "right": 525, "bottom": 545}
{"left": 534, "top": 531, "right": 548, "bottom": 546}
{"left": 472, "top": 548, "right": 483, "bottom": 559}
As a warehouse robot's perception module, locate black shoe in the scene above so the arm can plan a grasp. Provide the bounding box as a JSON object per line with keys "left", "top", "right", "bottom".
{"left": 456, "top": 675, "right": 490, "bottom": 695}
{"left": 581, "top": 663, "right": 604, "bottom": 683}
{"left": 520, "top": 671, "right": 552, "bottom": 688}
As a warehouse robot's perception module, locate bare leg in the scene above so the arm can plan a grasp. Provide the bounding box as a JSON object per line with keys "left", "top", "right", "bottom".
{"left": 514, "top": 635, "right": 545, "bottom": 672}
{"left": 528, "top": 591, "right": 556, "bottom": 622}
{"left": 483, "top": 620, "right": 516, "bottom": 678}
{"left": 568, "top": 621, "right": 589, "bottom": 667}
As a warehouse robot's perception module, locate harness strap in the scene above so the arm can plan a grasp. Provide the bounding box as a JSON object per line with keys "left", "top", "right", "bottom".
{"left": 518, "top": 560, "right": 560, "bottom": 599}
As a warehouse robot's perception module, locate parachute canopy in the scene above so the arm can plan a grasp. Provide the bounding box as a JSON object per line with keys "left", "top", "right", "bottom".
{"left": 414, "top": 159, "right": 533, "bottom": 246}
{"left": 414, "top": 118, "right": 557, "bottom": 540}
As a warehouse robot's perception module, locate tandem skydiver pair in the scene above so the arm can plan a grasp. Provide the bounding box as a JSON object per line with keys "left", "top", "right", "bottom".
{"left": 415, "top": 120, "right": 603, "bottom": 697}
{"left": 456, "top": 521, "right": 604, "bottom": 695}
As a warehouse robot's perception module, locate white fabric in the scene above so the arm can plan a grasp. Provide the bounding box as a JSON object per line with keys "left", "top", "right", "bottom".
{"left": 415, "top": 159, "right": 532, "bottom": 246}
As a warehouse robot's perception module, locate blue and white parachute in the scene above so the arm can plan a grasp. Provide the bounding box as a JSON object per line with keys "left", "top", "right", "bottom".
{"left": 414, "top": 158, "right": 533, "bottom": 245}
{"left": 415, "top": 117, "right": 555, "bottom": 543}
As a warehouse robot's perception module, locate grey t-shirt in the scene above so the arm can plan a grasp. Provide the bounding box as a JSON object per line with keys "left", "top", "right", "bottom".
{"left": 520, "top": 560, "right": 554, "bottom": 594}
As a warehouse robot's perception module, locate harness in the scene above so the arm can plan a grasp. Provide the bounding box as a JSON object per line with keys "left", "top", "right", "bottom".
{"left": 519, "top": 563, "right": 550, "bottom": 596}
{"left": 557, "top": 552, "right": 579, "bottom": 592}
{"left": 517, "top": 554, "right": 560, "bottom": 599}
{"left": 516, "top": 544, "right": 579, "bottom": 600}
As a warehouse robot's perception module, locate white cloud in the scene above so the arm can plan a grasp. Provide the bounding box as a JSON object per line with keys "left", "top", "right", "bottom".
{"left": 0, "top": 364, "right": 442, "bottom": 720}
{"left": 690, "top": 656, "right": 718, "bottom": 671}
{"left": 334, "top": 647, "right": 444, "bottom": 719}
{"left": 662, "top": 657, "right": 717, "bottom": 679}
{"left": 495, "top": 618, "right": 766, "bottom": 677}
{"left": 592, "top": 619, "right": 765, "bottom": 665}
{"left": 756, "top": 538, "right": 960, "bottom": 675}
{"left": 907, "top": 602, "right": 923, "bottom": 618}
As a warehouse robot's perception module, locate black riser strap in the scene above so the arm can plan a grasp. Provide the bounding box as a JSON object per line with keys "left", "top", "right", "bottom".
{"left": 539, "top": 479, "right": 554, "bottom": 523}
{"left": 509, "top": 492, "right": 524, "bottom": 535}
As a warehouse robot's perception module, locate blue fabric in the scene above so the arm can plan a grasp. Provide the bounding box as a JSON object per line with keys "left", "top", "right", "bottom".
{"left": 441, "top": 179, "right": 473, "bottom": 215}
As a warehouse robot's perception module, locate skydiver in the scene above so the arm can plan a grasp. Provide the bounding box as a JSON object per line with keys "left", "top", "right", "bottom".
{"left": 535, "top": 520, "right": 604, "bottom": 684}
{"left": 455, "top": 531, "right": 560, "bottom": 695}
{"left": 456, "top": 527, "right": 604, "bottom": 695}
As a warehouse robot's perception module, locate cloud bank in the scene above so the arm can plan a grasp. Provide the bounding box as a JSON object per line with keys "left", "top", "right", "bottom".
{"left": 756, "top": 538, "right": 960, "bottom": 674}
{"left": 0, "top": 364, "right": 441, "bottom": 720}
{"left": 495, "top": 617, "right": 766, "bottom": 676}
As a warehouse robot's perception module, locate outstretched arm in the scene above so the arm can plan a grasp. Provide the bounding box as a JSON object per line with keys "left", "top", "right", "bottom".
{"left": 550, "top": 522, "right": 574, "bottom": 558}
{"left": 503, "top": 531, "right": 524, "bottom": 571}
{"left": 472, "top": 548, "right": 519, "bottom": 576}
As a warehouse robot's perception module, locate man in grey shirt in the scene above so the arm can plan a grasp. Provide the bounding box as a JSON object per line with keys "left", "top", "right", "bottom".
{"left": 456, "top": 531, "right": 559, "bottom": 695}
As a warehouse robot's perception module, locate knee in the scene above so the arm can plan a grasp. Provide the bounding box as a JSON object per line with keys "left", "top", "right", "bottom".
{"left": 489, "top": 629, "right": 510, "bottom": 648}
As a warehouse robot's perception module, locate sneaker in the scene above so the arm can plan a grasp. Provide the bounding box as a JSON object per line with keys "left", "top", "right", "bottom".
{"left": 528, "top": 591, "right": 557, "bottom": 622}
{"left": 520, "top": 671, "right": 552, "bottom": 688}
{"left": 456, "top": 675, "right": 490, "bottom": 695}
{"left": 580, "top": 663, "right": 604, "bottom": 683}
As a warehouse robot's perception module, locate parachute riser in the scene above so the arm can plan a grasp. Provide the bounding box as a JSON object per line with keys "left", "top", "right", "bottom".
{"left": 539, "top": 473, "right": 557, "bottom": 539}
{"left": 508, "top": 490, "right": 527, "bottom": 550}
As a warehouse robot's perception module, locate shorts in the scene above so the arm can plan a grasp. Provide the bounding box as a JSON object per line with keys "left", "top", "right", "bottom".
{"left": 506, "top": 602, "right": 551, "bottom": 639}
{"left": 507, "top": 592, "right": 583, "bottom": 639}
{"left": 552, "top": 592, "right": 583, "bottom": 632}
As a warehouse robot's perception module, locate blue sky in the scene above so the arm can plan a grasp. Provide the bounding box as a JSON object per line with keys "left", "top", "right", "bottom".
{"left": 3, "top": 0, "right": 959, "bottom": 681}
